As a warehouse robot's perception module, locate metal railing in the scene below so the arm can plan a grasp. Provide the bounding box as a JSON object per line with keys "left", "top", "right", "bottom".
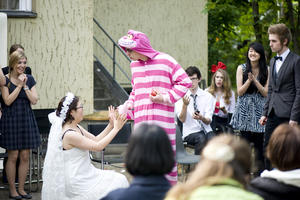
{"left": 93, "top": 18, "right": 131, "bottom": 84}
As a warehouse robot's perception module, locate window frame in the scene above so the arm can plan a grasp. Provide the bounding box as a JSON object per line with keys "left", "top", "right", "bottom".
{"left": 0, "top": 0, "right": 36, "bottom": 18}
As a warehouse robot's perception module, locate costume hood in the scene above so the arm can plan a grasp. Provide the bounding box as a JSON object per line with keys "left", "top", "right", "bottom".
{"left": 118, "top": 30, "right": 159, "bottom": 59}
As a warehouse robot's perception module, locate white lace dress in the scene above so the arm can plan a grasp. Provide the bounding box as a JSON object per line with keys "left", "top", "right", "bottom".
{"left": 64, "top": 148, "right": 128, "bottom": 200}
{"left": 42, "top": 146, "right": 128, "bottom": 200}
{"left": 42, "top": 112, "right": 129, "bottom": 200}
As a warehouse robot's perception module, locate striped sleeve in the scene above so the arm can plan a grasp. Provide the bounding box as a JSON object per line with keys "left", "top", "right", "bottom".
{"left": 163, "top": 63, "right": 192, "bottom": 104}
{"left": 119, "top": 65, "right": 135, "bottom": 120}
{"left": 127, "top": 78, "right": 135, "bottom": 106}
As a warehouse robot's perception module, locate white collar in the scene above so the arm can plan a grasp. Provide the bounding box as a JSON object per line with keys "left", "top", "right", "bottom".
{"left": 277, "top": 48, "right": 290, "bottom": 62}
{"left": 187, "top": 87, "right": 204, "bottom": 96}
{"left": 261, "top": 168, "right": 300, "bottom": 187}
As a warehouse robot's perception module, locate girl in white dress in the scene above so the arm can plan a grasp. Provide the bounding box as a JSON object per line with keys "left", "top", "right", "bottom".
{"left": 206, "top": 64, "right": 235, "bottom": 134}
{"left": 42, "top": 92, "right": 129, "bottom": 200}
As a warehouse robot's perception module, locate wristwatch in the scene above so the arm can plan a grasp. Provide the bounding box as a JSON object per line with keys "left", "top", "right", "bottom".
{"left": 24, "top": 86, "right": 29, "bottom": 90}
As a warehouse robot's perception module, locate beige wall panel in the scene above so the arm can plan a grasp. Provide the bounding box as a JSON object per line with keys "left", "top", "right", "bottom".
{"left": 94, "top": 0, "right": 208, "bottom": 85}
{"left": 7, "top": 0, "right": 94, "bottom": 114}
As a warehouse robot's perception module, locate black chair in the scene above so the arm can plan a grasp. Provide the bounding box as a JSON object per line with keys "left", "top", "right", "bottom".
{"left": 177, "top": 117, "right": 196, "bottom": 151}
{"left": 0, "top": 152, "right": 8, "bottom": 189}
{"left": 176, "top": 125, "right": 200, "bottom": 176}
{"left": 33, "top": 109, "right": 54, "bottom": 156}
{"left": 88, "top": 122, "right": 131, "bottom": 168}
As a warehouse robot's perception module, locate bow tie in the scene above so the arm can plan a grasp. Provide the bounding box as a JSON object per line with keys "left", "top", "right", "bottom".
{"left": 274, "top": 56, "right": 282, "bottom": 61}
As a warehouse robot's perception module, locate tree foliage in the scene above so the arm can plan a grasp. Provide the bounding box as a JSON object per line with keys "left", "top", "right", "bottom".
{"left": 204, "top": 0, "right": 300, "bottom": 87}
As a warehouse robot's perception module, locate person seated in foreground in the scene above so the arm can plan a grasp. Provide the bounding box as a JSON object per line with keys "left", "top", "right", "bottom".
{"left": 165, "top": 134, "right": 263, "bottom": 200}
{"left": 249, "top": 124, "right": 300, "bottom": 200}
{"left": 42, "top": 92, "right": 129, "bottom": 200}
{"left": 101, "top": 123, "right": 175, "bottom": 200}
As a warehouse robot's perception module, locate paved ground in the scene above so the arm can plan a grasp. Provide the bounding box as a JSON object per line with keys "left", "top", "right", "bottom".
{"left": 0, "top": 159, "right": 189, "bottom": 200}
{"left": 0, "top": 140, "right": 257, "bottom": 200}
{"left": 0, "top": 162, "right": 131, "bottom": 200}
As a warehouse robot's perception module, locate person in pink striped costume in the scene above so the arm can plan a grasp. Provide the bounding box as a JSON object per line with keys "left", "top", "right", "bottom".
{"left": 118, "top": 30, "right": 192, "bottom": 185}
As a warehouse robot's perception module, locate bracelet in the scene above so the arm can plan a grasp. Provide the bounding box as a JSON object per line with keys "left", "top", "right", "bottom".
{"left": 24, "top": 86, "right": 29, "bottom": 90}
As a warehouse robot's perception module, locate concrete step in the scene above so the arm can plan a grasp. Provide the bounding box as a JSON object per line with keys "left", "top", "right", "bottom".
{"left": 93, "top": 61, "right": 129, "bottom": 110}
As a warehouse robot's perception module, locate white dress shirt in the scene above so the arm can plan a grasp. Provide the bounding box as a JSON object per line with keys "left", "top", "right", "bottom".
{"left": 275, "top": 48, "right": 290, "bottom": 73}
{"left": 175, "top": 88, "right": 216, "bottom": 139}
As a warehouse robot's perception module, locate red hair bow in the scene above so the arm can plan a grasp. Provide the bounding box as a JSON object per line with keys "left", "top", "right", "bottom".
{"left": 211, "top": 62, "right": 227, "bottom": 73}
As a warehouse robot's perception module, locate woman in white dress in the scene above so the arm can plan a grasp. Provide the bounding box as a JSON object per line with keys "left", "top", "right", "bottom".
{"left": 206, "top": 63, "right": 235, "bottom": 134}
{"left": 42, "top": 92, "right": 129, "bottom": 200}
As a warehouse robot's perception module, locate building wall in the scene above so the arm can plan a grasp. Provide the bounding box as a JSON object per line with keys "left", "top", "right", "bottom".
{"left": 94, "top": 0, "right": 208, "bottom": 86}
{"left": 7, "top": 0, "right": 94, "bottom": 113}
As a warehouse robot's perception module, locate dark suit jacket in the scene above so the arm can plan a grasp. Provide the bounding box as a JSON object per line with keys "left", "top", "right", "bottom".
{"left": 263, "top": 51, "right": 300, "bottom": 121}
{"left": 101, "top": 175, "right": 171, "bottom": 200}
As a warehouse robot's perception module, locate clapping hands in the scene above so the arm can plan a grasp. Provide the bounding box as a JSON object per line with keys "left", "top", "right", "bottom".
{"left": 108, "top": 106, "right": 127, "bottom": 130}
{"left": 114, "top": 113, "right": 127, "bottom": 130}
{"left": 17, "top": 74, "right": 27, "bottom": 87}
{"left": 108, "top": 105, "right": 116, "bottom": 126}
{"left": 248, "top": 72, "right": 254, "bottom": 82}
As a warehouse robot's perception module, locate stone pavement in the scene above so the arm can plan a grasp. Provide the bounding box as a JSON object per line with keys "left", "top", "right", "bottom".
{"left": 0, "top": 162, "right": 131, "bottom": 200}
{"left": 0, "top": 143, "right": 192, "bottom": 200}
{"left": 0, "top": 161, "right": 190, "bottom": 200}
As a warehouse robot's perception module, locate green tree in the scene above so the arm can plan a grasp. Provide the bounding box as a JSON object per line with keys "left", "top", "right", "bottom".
{"left": 204, "top": 0, "right": 300, "bottom": 88}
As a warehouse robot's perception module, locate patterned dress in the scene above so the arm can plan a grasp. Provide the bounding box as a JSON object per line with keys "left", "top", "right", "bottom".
{"left": 230, "top": 64, "right": 266, "bottom": 133}
{"left": 0, "top": 75, "right": 40, "bottom": 150}
{"left": 124, "top": 53, "right": 192, "bottom": 184}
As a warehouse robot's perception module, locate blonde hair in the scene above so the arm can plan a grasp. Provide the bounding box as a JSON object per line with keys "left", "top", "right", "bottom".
{"left": 8, "top": 50, "right": 27, "bottom": 88}
{"left": 166, "top": 134, "right": 251, "bottom": 200}
{"left": 207, "top": 69, "right": 232, "bottom": 105}
{"left": 9, "top": 50, "right": 27, "bottom": 73}
{"left": 268, "top": 23, "right": 292, "bottom": 46}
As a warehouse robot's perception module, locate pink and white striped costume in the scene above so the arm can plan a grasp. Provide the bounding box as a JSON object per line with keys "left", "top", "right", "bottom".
{"left": 118, "top": 30, "right": 192, "bottom": 184}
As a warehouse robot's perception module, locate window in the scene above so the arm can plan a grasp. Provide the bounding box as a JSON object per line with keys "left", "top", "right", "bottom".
{"left": 0, "top": 0, "right": 36, "bottom": 18}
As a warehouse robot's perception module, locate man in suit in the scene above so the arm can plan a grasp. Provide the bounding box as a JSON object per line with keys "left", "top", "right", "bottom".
{"left": 259, "top": 24, "right": 300, "bottom": 169}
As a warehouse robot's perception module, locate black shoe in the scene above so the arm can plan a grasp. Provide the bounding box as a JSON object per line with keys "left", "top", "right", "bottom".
{"left": 9, "top": 195, "right": 22, "bottom": 200}
{"left": 19, "top": 194, "right": 32, "bottom": 199}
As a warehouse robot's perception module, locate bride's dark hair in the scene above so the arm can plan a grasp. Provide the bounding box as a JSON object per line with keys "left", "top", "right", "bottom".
{"left": 56, "top": 95, "right": 79, "bottom": 125}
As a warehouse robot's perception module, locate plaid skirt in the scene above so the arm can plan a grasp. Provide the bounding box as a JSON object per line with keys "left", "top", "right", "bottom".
{"left": 0, "top": 98, "right": 40, "bottom": 150}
